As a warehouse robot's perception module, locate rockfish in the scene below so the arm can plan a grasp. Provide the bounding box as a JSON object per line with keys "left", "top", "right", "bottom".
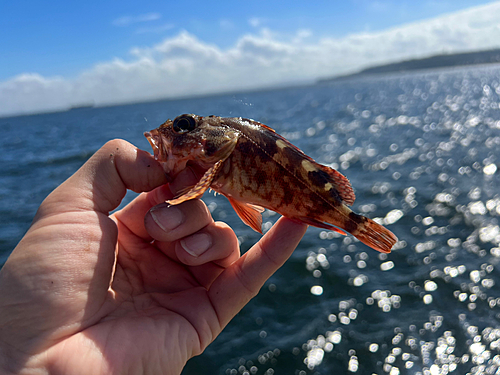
{"left": 145, "top": 114, "right": 398, "bottom": 253}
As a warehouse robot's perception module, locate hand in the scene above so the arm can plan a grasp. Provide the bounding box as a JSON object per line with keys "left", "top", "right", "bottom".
{"left": 0, "top": 140, "right": 307, "bottom": 375}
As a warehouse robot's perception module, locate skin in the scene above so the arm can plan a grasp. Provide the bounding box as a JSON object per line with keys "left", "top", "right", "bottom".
{"left": 0, "top": 139, "right": 307, "bottom": 375}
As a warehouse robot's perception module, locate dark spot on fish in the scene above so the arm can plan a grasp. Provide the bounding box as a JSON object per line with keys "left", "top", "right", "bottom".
{"left": 308, "top": 169, "right": 329, "bottom": 187}
{"left": 281, "top": 182, "right": 295, "bottom": 206}
{"left": 345, "top": 212, "right": 365, "bottom": 233}
{"left": 262, "top": 136, "right": 278, "bottom": 156}
{"left": 237, "top": 138, "right": 256, "bottom": 155}
{"left": 281, "top": 145, "right": 305, "bottom": 166}
{"left": 205, "top": 141, "right": 218, "bottom": 156}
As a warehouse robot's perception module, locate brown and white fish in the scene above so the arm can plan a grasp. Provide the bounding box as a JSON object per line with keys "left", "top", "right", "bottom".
{"left": 145, "top": 114, "right": 398, "bottom": 253}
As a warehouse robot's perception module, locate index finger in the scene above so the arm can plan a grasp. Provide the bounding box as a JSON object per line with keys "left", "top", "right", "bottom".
{"left": 208, "top": 217, "right": 308, "bottom": 328}
{"left": 113, "top": 167, "right": 201, "bottom": 241}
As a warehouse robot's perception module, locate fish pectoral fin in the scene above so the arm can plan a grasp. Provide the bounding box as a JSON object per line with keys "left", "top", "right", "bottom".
{"left": 172, "top": 184, "right": 195, "bottom": 200}
{"left": 227, "top": 197, "right": 263, "bottom": 234}
{"left": 295, "top": 216, "right": 348, "bottom": 236}
{"left": 167, "top": 161, "right": 224, "bottom": 205}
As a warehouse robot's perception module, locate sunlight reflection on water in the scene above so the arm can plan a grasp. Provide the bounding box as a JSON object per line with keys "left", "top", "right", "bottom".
{"left": 218, "top": 66, "right": 500, "bottom": 375}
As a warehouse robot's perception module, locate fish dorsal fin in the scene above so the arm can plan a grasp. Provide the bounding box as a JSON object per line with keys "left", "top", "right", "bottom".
{"left": 227, "top": 196, "right": 264, "bottom": 234}
{"left": 318, "top": 164, "right": 356, "bottom": 206}
{"left": 235, "top": 116, "right": 356, "bottom": 206}
{"left": 241, "top": 117, "right": 277, "bottom": 133}
{"left": 247, "top": 122, "right": 356, "bottom": 206}
{"left": 257, "top": 122, "right": 276, "bottom": 133}
{"left": 167, "top": 161, "right": 224, "bottom": 205}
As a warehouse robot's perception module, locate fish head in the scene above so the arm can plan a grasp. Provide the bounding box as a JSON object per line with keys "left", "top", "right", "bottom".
{"left": 145, "top": 114, "right": 239, "bottom": 180}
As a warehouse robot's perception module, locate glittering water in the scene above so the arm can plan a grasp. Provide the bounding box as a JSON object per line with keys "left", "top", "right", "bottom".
{"left": 2, "top": 65, "right": 500, "bottom": 374}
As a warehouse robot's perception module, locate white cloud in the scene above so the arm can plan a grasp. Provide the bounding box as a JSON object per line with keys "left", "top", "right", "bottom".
{"left": 248, "top": 17, "right": 263, "bottom": 28}
{"left": 135, "top": 23, "right": 174, "bottom": 34}
{"left": 3, "top": 2, "right": 500, "bottom": 117}
{"left": 112, "top": 13, "right": 161, "bottom": 27}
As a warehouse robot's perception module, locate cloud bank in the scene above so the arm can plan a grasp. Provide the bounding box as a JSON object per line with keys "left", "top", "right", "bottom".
{"left": 2, "top": 2, "right": 500, "bottom": 117}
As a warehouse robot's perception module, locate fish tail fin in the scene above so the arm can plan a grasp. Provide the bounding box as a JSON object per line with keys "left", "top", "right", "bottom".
{"left": 349, "top": 213, "right": 398, "bottom": 253}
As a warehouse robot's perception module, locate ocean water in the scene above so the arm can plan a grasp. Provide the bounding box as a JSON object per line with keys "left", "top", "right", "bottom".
{"left": 2, "top": 65, "right": 500, "bottom": 374}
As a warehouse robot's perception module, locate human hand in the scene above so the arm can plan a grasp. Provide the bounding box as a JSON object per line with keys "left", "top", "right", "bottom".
{"left": 0, "top": 139, "right": 307, "bottom": 375}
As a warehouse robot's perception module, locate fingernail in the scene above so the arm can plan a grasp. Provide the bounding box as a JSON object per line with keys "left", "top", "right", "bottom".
{"left": 181, "top": 233, "right": 212, "bottom": 257}
{"left": 150, "top": 205, "right": 184, "bottom": 231}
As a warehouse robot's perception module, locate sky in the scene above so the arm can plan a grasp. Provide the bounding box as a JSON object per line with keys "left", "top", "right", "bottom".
{"left": 2, "top": 0, "right": 500, "bottom": 117}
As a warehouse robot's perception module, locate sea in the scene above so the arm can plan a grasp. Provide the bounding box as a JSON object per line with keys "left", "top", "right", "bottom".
{"left": 2, "top": 64, "right": 500, "bottom": 375}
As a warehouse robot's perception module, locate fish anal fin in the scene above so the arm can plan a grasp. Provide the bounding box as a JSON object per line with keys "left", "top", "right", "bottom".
{"left": 228, "top": 197, "right": 263, "bottom": 234}
{"left": 318, "top": 164, "right": 356, "bottom": 206}
{"left": 295, "top": 216, "right": 347, "bottom": 235}
{"left": 167, "top": 161, "right": 223, "bottom": 205}
{"left": 250, "top": 204, "right": 265, "bottom": 213}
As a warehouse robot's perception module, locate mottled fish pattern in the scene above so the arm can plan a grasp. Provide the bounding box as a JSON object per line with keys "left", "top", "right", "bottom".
{"left": 145, "top": 114, "right": 398, "bottom": 253}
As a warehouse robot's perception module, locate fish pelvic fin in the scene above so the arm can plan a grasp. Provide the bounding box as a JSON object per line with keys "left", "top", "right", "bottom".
{"left": 227, "top": 197, "right": 264, "bottom": 234}
{"left": 348, "top": 213, "right": 398, "bottom": 253}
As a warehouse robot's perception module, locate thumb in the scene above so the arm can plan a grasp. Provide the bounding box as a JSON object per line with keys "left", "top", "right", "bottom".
{"left": 37, "top": 139, "right": 167, "bottom": 218}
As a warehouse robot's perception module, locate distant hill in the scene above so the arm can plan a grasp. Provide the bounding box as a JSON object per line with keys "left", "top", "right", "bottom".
{"left": 318, "top": 48, "right": 500, "bottom": 83}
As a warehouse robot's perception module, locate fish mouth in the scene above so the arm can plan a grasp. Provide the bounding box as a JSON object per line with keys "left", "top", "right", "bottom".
{"left": 144, "top": 129, "right": 189, "bottom": 181}
{"left": 144, "top": 129, "right": 174, "bottom": 181}
{"left": 144, "top": 130, "right": 163, "bottom": 161}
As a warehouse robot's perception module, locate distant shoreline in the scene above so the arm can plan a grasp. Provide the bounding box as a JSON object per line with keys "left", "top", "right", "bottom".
{"left": 318, "top": 48, "right": 500, "bottom": 83}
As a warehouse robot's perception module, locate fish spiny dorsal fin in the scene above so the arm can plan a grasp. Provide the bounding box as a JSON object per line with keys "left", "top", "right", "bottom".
{"left": 257, "top": 122, "right": 276, "bottom": 133}
{"left": 241, "top": 117, "right": 277, "bottom": 133}
{"left": 317, "top": 164, "right": 356, "bottom": 206}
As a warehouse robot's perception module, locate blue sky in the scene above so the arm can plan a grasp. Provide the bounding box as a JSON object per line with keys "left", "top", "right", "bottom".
{"left": 1, "top": 0, "right": 500, "bottom": 116}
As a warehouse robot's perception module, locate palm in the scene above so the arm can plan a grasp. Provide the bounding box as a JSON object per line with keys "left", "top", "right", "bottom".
{"left": 45, "top": 207, "right": 230, "bottom": 375}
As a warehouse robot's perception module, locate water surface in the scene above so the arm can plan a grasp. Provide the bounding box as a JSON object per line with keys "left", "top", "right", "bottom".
{"left": 2, "top": 65, "right": 500, "bottom": 374}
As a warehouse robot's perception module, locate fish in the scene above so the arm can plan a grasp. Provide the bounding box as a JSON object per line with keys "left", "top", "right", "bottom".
{"left": 145, "top": 114, "right": 398, "bottom": 253}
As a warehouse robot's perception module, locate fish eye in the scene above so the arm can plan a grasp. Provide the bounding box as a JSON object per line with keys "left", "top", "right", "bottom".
{"left": 172, "top": 115, "right": 197, "bottom": 133}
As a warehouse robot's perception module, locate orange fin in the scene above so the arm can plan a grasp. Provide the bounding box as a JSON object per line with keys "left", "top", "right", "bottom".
{"left": 317, "top": 164, "right": 355, "bottom": 206}
{"left": 227, "top": 197, "right": 264, "bottom": 234}
{"left": 349, "top": 214, "right": 398, "bottom": 253}
{"left": 244, "top": 118, "right": 277, "bottom": 133}
{"left": 167, "top": 161, "right": 223, "bottom": 205}
{"left": 296, "top": 216, "right": 347, "bottom": 235}
{"left": 172, "top": 184, "right": 195, "bottom": 200}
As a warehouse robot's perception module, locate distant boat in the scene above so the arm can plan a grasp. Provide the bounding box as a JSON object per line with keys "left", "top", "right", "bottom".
{"left": 69, "top": 102, "right": 95, "bottom": 110}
